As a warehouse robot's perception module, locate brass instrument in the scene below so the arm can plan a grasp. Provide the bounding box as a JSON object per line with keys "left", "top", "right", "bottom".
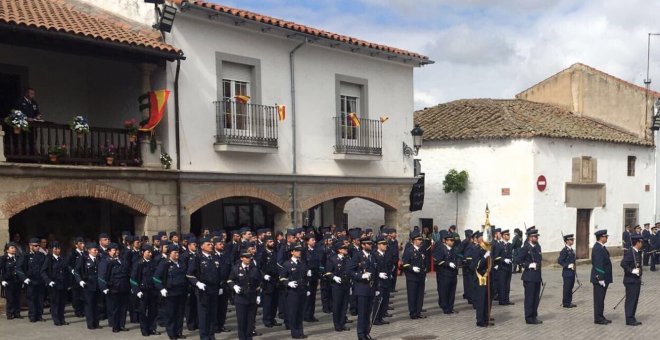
{"left": 476, "top": 205, "right": 493, "bottom": 286}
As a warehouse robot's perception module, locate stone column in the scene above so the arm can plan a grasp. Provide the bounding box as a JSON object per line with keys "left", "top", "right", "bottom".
{"left": 274, "top": 211, "right": 291, "bottom": 232}
{"left": 140, "top": 139, "right": 162, "bottom": 168}
{"left": 0, "top": 218, "right": 8, "bottom": 250}
{"left": 140, "top": 63, "right": 158, "bottom": 121}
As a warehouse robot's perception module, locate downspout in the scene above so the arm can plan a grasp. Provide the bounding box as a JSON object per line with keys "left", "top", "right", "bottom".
{"left": 290, "top": 39, "right": 307, "bottom": 226}
{"left": 174, "top": 58, "right": 183, "bottom": 234}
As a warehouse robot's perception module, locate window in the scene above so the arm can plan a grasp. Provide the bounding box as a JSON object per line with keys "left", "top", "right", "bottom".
{"left": 340, "top": 94, "right": 359, "bottom": 139}
{"left": 221, "top": 61, "right": 252, "bottom": 130}
{"left": 627, "top": 156, "right": 636, "bottom": 176}
{"left": 624, "top": 208, "right": 638, "bottom": 227}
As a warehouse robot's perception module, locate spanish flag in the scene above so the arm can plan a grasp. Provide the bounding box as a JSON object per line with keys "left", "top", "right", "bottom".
{"left": 235, "top": 95, "right": 251, "bottom": 104}
{"left": 139, "top": 89, "right": 170, "bottom": 132}
{"left": 277, "top": 105, "right": 286, "bottom": 121}
{"left": 348, "top": 112, "right": 360, "bottom": 127}
{"left": 379, "top": 116, "right": 389, "bottom": 123}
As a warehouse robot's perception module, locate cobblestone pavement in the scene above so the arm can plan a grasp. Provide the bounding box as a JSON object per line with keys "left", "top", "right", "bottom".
{"left": 1, "top": 260, "right": 656, "bottom": 339}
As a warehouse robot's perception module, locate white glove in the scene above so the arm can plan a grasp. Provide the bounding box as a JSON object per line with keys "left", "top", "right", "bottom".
{"left": 264, "top": 274, "right": 271, "bottom": 281}
{"left": 24, "top": 278, "right": 31, "bottom": 285}
{"left": 494, "top": 265, "right": 499, "bottom": 270}
{"left": 103, "top": 289, "right": 109, "bottom": 295}
{"left": 483, "top": 251, "right": 491, "bottom": 259}
{"left": 504, "top": 259, "right": 512, "bottom": 264}
{"left": 568, "top": 263, "right": 574, "bottom": 269}
{"left": 1, "top": 281, "right": 7, "bottom": 287}
{"left": 79, "top": 281, "right": 86, "bottom": 288}
{"left": 196, "top": 281, "right": 206, "bottom": 291}
{"left": 256, "top": 296, "right": 261, "bottom": 304}
{"left": 449, "top": 262, "right": 456, "bottom": 269}
{"left": 307, "top": 270, "right": 312, "bottom": 277}
{"left": 234, "top": 285, "right": 242, "bottom": 294}
{"left": 160, "top": 289, "right": 168, "bottom": 297}
{"left": 375, "top": 291, "right": 380, "bottom": 296}
{"left": 137, "top": 292, "right": 143, "bottom": 299}
{"left": 361, "top": 272, "right": 371, "bottom": 280}
{"left": 306, "top": 291, "right": 311, "bottom": 296}
{"left": 49, "top": 281, "right": 55, "bottom": 288}
{"left": 632, "top": 268, "right": 640, "bottom": 276}
{"left": 219, "top": 289, "right": 223, "bottom": 295}
{"left": 412, "top": 266, "right": 421, "bottom": 273}
{"left": 529, "top": 262, "right": 537, "bottom": 269}
{"left": 379, "top": 272, "right": 388, "bottom": 279}
{"left": 333, "top": 276, "right": 342, "bottom": 284}
{"left": 598, "top": 280, "right": 606, "bottom": 287}
{"left": 288, "top": 281, "right": 298, "bottom": 288}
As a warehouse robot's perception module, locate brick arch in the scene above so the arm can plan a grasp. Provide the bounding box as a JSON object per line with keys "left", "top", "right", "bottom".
{"left": 184, "top": 184, "right": 290, "bottom": 214}
{"left": 0, "top": 183, "right": 152, "bottom": 219}
{"left": 299, "top": 186, "right": 398, "bottom": 212}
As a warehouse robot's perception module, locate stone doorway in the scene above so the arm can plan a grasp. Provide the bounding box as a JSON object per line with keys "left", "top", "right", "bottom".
{"left": 576, "top": 209, "right": 591, "bottom": 259}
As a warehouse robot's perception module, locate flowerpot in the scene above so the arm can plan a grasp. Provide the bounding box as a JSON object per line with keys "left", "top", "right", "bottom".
{"left": 13, "top": 127, "right": 21, "bottom": 134}
{"left": 106, "top": 157, "right": 114, "bottom": 166}
{"left": 128, "top": 134, "right": 137, "bottom": 143}
{"left": 49, "top": 154, "right": 58, "bottom": 163}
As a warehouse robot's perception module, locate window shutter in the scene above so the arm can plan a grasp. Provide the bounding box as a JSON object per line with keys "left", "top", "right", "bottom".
{"left": 222, "top": 61, "right": 251, "bottom": 82}
{"left": 340, "top": 82, "right": 362, "bottom": 98}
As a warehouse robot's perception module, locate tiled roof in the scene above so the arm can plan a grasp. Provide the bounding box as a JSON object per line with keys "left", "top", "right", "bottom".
{"left": 176, "top": 0, "right": 430, "bottom": 63}
{"left": 414, "top": 99, "right": 652, "bottom": 146}
{"left": 0, "top": 0, "right": 181, "bottom": 57}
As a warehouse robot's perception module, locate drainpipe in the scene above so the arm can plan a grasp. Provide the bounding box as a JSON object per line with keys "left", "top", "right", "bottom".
{"left": 290, "top": 39, "right": 307, "bottom": 227}
{"left": 174, "top": 58, "right": 183, "bottom": 234}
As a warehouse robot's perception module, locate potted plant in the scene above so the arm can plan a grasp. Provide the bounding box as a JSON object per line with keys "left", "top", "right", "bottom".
{"left": 160, "top": 152, "right": 172, "bottom": 169}
{"left": 101, "top": 142, "right": 116, "bottom": 166}
{"left": 4, "top": 110, "right": 29, "bottom": 134}
{"left": 69, "top": 115, "right": 90, "bottom": 138}
{"left": 124, "top": 118, "right": 139, "bottom": 143}
{"left": 47, "top": 144, "right": 67, "bottom": 162}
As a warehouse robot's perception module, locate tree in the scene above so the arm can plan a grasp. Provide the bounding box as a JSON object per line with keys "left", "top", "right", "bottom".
{"left": 442, "top": 169, "right": 469, "bottom": 226}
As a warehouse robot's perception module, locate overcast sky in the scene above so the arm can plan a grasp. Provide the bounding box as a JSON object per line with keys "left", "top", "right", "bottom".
{"left": 217, "top": 0, "right": 660, "bottom": 109}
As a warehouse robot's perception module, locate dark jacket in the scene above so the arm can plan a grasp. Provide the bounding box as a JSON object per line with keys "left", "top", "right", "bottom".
{"left": 324, "top": 254, "right": 351, "bottom": 288}
{"left": 153, "top": 259, "right": 187, "bottom": 296}
{"left": 40, "top": 254, "right": 70, "bottom": 290}
{"left": 433, "top": 243, "right": 458, "bottom": 277}
{"left": 401, "top": 245, "right": 427, "bottom": 282}
{"left": 17, "top": 251, "right": 46, "bottom": 285}
{"left": 373, "top": 249, "right": 391, "bottom": 291}
{"left": 557, "top": 246, "right": 576, "bottom": 278}
{"left": 0, "top": 254, "right": 20, "bottom": 283}
{"left": 74, "top": 254, "right": 99, "bottom": 291}
{"left": 279, "top": 257, "right": 308, "bottom": 293}
{"left": 348, "top": 250, "right": 376, "bottom": 296}
{"left": 620, "top": 248, "right": 642, "bottom": 284}
{"left": 130, "top": 258, "right": 156, "bottom": 295}
{"left": 98, "top": 257, "right": 130, "bottom": 293}
{"left": 590, "top": 242, "right": 613, "bottom": 284}
{"left": 227, "top": 262, "right": 261, "bottom": 305}
{"left": 516, "top": 242, "right": 542, "bottom": 282}
{"left": 259, "top": 248, "right": 279, "bottom": 293}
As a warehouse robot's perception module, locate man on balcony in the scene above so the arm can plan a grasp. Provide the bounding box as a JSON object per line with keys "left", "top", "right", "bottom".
{"left": 16, "top": 87, "right": 43, "bottom": 121}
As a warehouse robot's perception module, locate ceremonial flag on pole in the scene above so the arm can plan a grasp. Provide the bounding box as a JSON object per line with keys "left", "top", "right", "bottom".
{"left": 348, "top": 112, "right": 360, "bottom": 127}
{"left": 139, "top": 89, "right": 170, "bottom": 132}
{"left": 277, "top": 104, "right": 286, "bottom": 121}
{"left": 235, "top": 95, "right": 251, "bottom": 104}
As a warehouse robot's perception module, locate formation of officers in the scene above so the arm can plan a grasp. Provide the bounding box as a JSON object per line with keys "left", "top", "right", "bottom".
{"left": 0, "top": 222, "right": 654, "bottom": 339}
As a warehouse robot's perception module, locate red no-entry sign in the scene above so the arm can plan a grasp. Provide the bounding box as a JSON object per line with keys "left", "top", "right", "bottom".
{"left": 537, "top": 175, "right": 547, "bottom": 192}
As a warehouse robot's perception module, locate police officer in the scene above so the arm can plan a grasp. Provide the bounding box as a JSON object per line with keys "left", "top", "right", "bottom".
{"left": 470, "top": 231, "right": 492, "bottom": 327}
{"left": 260, "top": 236, "right": 281, "bottom": 328}
{"left": 68, "top": 237, "right": 86, "bottom": 317}
{"left": 326, "top": 239, "right": 351, "bottom": 332}
{"left": 154, "top": 244, "right": 187, "bottom": 340}
{"left": 214, "top": 235, "right": 232, "bottom": 333}
{"left": 372, "top": 236, "right": 391, "bottom": 325}
{"left": 319, "top": 234, "right": 334, "bottom": 314}
{"left": 516, "top": 227, "right": 542, "bottom": 324}
{"left": 229, "top": 251, "right": 262, "bottom": 340}
{"left": 495, "top": 229, "right": 514, "bottom": 306}
{"left": 1, "top": 242, "right": 22, "bottom": 319}
{"left": 74, "top": 242, "right": 102, "bottom": 330}
{"left": 15, "top": 87, "right": 42, "bottom": 119}
{"left": 433, "top": 230, "right": 459, "bottom": 314}
{"left": 558, "top": 234, "right": 577, "bottom": 308}
{"left": 131, "top": 243, "right": 160, "bottom": 336}
{"left": 303, "top": 233, "right": 321, "bottom": 323}
{"left": 401, "top": 230, "right": 427, "bottom": 319}
{"left": 40, "top": 241, "right": 70, "bottom": 326}
{"left": 17, "top": 237, "right": 46, "bottom": 322}
{"left": 386, "top": 229, "right": 400, "bottom": 293}
{"left": 124, "top": 235, "right": 141, "bottom": 324}
{"left": 99, "top": 243, "right": 131, "bottom": 333}
{"left": 280, "top": 242, "right": 309, "bottom": 339}
{"left": 181, "top": 236, "right": 199, "bottom": 331}
{"left": 186, "top": 237, "right": 221, "bottom": 340}
{"left": 651, "top": 224, "right": 659, "bottom": 271}
{"left": 459, "top": 230, "right": 474, "bottom": 304}
{"left": 642, "top": 223, "right": 651, "bottom": 266}
{"left": 591, "top": 229, "right": 612, "bottom": 325}
{"left": 621, "top": 234, "right": 643, "bottom": 326}
{"left": 348, "top": 237, "right": 377, "bottom": 340}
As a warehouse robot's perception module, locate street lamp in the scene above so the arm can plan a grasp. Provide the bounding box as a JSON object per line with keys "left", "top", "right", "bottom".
{"left": 403, "top": 124, "right": 424, "bottom": 157}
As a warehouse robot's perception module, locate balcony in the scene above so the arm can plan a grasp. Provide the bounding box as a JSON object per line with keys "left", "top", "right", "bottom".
{"left": 333, "top": 116, "right": 382, "bottom": 161}
{"left": 3, "top": 122, "right": 140, "bottom": 166}
{"left": 214, "top": 100, "right": 279, "bottom": 153}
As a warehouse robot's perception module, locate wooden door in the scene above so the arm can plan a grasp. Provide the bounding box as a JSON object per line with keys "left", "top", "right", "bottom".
{"left": 576, "top": 209, "right": 591, "bottom": 259}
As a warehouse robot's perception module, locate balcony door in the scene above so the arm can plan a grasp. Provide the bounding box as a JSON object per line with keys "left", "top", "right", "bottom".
{"left": 222, "top": 79, "right": 250, "bottom": 132}
{"left": 340, "top": 94, "right": 359, "bottom": 139}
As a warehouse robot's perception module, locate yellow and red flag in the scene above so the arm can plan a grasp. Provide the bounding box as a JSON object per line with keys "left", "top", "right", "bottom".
{"left": 235, "top": 95, "right": 251, "bottom": 104}
{"left": 277, "top": 104, "right": 286, "bottom": 121}
{"left": 379, "top": 116, "right": 389, "bottom": 123}
{"left": 139, "top": 89, "right": 170, "bottom": 132}
{"left": 348, "top": 112, "right": 360, "bottom": 127}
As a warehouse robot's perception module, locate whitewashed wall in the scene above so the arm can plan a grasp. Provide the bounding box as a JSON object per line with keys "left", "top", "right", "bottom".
{"left": 76, "top": 0, "right": 154, "bottom": 26}
{"left": 344, "top": 198, "right": 385, "bottom": 228}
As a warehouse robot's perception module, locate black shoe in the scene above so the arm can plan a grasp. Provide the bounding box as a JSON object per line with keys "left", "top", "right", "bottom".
{"left": 177, "top": 335, "right": 187, "bottom": 339}
{"left": 218, "top": 327, "right": 231, "bottom": 332}
{"left": 251, "top": 330, "right": 261, "bottom": 336}
{"left": 627, "top": 321, "right": 642, "bottom": 326}
{"left": 264, "top": 324, "right": 274, "bottom": 328}
{"left": 387, "top": 306, "right": 394, "bottom": 310}
{"left": 350, "top": 312, "right": 357, "bottom": 316}
{"left": 605, "top": 319, "right": 613, "bottom": 324}
{"left": 476, "top": 323, "right": 488, "bottom": 327}
{"left": 335, "top": 327, "right": 350, "bottom": 331}
{"left": 304, "top": 317, "right": 319, "bottom": 322}
{"left": 150, "top": 330, "right": 161, "bottom": 335}
{"left": 526, "top": 319, "right": 542, "bottom": 324}
{"left": 62, "top": 322, "right": 70, "bottom": 325}
{"left": 384, "top": 313, "right": 393, "bottom": 318}
{"left": 120, "top": 328, "right": 130, "bottom": 331}
{"left": 7, "top": 315, "right": 13, "bottom": 320}
{"left": 345, "top": 319, "right": 354, "bottom": 323}
{"left": 112, "top": 329, "right": 120, "bottom": 333}
{"left": 14, "top": 314, "right": 23, "bottom": 319}
{"left": 595, "top": 320, "right": 609, "bottom": 325}
{"left": 417, "top": 314, "right": 427, "bottom": 319}
{"left": 142, "top": 332, "right": 151, "bottom": 336}
{"left": 421, "top": 309, "right": 427, "bottom": 313}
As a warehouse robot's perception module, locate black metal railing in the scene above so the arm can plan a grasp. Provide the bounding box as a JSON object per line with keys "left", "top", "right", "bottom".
{"left": 3, "top": 121, "right": 141, "bottom": 166}
{"left": 214, "top": 100, "right": 278, "bottom": 148}
{"left": 334, "top": 116, "right": 382, "bottom": 155}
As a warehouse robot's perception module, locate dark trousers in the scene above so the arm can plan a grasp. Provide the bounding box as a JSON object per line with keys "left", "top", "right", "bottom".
{"left": 83, "top": 290, "right": 100, "bottom": 329}
{"left": 129, "top": 293, "right": 139, "bottom": 323}
{"left": 474, "top": 284, "right": 488, "bottom": 325}
{"left": 262, "top": 290, "right": 278, "bottom": 326}
{"left": 236, "top": 302, "right": 257, "bottom": 340}
{"left": 491, "top": 269, "right": 499, "bottom": 299}
{"left": 287, "top": 289, "right": 305, "bottom": 338}
{"left": 320, "top": 279, "right": 332, "bottom": 312}
{"left": 372, "top": 288, "right": 389, "bottom": 321}
{"left": 405, "top": 279, "right": 425, "bottom": 317}
{"left": 4, "top": 282, "right": 21, "bottom": 317}
{"left": 498, "top": 270, "right": 512, "bottom": 304}
{"left": 197, "top": 292, "right": 218, "bottom": 340}
{"left": 349, "top": 292, "right": 357, "bottom": 315}
{"left": 186, "top": 290, "right": 198, "bottom": 330}
{"left": 304, "top": 275, "right": 319, "bottom": 320}
{"left": 463, "top": 272, "right": 474, "bottom": 303}
{"left": 438, "top": 274, "right": 457, "bottom": 312}
{"left": 331, "top": 285, "right": 349, "bottom": 329}
{"left": 138, "top": 291, "right": 158, "bottom": 334}
{"left": 164, "top": 294, "right": 186, "bottom": 338}
{"left": 107, "top": 292, "right": 128, "bottom": 331}
{"left": 643, "top": 247, "right": 650, "bottom": 266}
{"left": 562, "top": 275, "right": 575, "bottom": 306}
{"left": 49, "top": 288, "right": 67, "bottom": 325}
{"left": 356, "top": 295, "right": 374, "bottom": 338}
{"left": 651, "top": 253, "right": 658, "bottom": 271}
{"left": 71, "top": 286, "right": 84, "bottom": 316}
{"left": 624, "top": 282, "right": 641, "bottom": 322}
{"left": 523, "top": 281, "right": 541, "bottom": 321}
{"left": 278, "top": 287, "right": 287, "bottom": 319}
{"left": 593, "top": 283, "right": 608, "bottom": 322}
{"left": 216, "top": 291, "right": 229, "bottom": 330}
{"left": 26, "top": 284, "right": 45, "bottom": 321}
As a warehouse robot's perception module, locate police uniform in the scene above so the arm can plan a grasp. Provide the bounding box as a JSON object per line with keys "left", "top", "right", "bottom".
{"left": 372, "top": 236, "right": 391, "bottom": 325}
{"left": 17, "top": 238, "right": 47, "bottom": 322}
{"left": 470, "top": 234, "right": 491, "bottom": 327}
{"left": 401, "top": 230, "right": 427, "bottom": 319}
{"left": 319, "top": 236, "right": 335, "bottom": 314}
{"left": 279, "top": 243, "right": 309, "bottom": 339}
{"left": 259, "top": 239, "right": 280, "bottom": 327}
{"left": 153, "top": 245, "right": 187, "bottom": 339}
{"left": 16, "top": 95, "right": 41, "bottom": 119}
{"left": 591, "top": 229, "right": 613, "bottom": 324}
{"left": 228, "top": 251, "right": 262, "bottom": 340}
{"left": 40, "top": 242, "right": 70, "bottom": 326}
{"left": 385, "top": 229, "right": 399, "bottom": 292}
{"left": 215, "top": 238, "right": 232, "bottom": 333}
{"left": 494, "top": 230, "right": 514, "bottom": 306}
{"left": 642, "top": 225, "right": 651, "bottom": 266}
{"left": 557, "top": 234, "right": 577, "bottom": 308}
{"left": 304, "top": 236, "right": 321, "bottom": 322}
{"left": 186, "top": 239, "right": 221, "bottom": 340}
{"left": 98, "top": 243, "right": 131, "bottom": 332}
{"left": 130, "top": 244, "right": 160, "bottom": 336}
{"left": 73, "top": 243, "right": 101, "bottom": 329}
{"left": 348, "top": 238, "right": 377, "bottom": 340}
{"left": 516, "top": 227, "right": 542, "bottom": 324}
{"left": 68, "top": 238, "right": 86, "bottom": 317}
{"left": 325, "top": 241, "right": 351, "bottom": 332}
{"left": 433, "top": 230, "right": 459, "bottom": 314}
{"left": 459, "top": 230, "right": 474, "bottom": 304}
{"left": 650, "top": 224, "right": 660, "bottom": 271}
{"left": 620, "top": 234, "right": 643, "bottom": 326}
{"left": 181, "top": 238, "right": 199, "bottom": 332}
{"left": 1, "top": 244, "right": 22, "bottom": 319}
